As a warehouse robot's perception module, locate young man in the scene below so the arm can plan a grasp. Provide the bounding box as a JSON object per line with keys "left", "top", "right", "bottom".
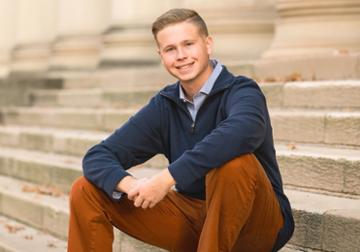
{"left": 68, "top": 8, "right": 294, "bottom": 252}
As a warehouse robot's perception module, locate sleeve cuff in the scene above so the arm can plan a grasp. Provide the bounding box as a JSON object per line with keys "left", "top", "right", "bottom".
{"left": 112, "top": 191, "right": 124, "bottom": 200}
{"left": 103, "top": 169, "right": 132, "bottom": 199}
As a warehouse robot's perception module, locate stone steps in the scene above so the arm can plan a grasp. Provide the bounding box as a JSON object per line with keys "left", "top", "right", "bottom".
{"left": 286, "top": 189, "right": 360, "bottom": 252}
{"left": 0, "top": 175, "right": 69, "bottom": 240}
{"left": 0, "top": 175, "right": 161, "bottom": 252}
{"left": 31, "top": 88, "right": 158, "bottom": 108}
{"left": 270, "top": 109, "right": 360, "bottom": 146}
{"left": 0, "top": 146, "right": 82, "bottom": 193}
{"left": 276, "top": 143, "right": 360, "bottom": 197}
{"left": 28, "top": 80, "right": 360, "bottom": 109}
{"left": 0, "top": 174, "right": 358, "bottom": 252}
{"left": 0, "top": 215, "right": 67, "bottom": 252}
{"left": 47, "top": 66, "right": 174, "bottom": 90}
{"left": 1, "top": 78, "right": 359, "bottom": 251}
{"left": 277, "top": 80, "right": 360, "bottom": 110}
{"left": 0, "top": 146, "right": 165, "bottom": 193}
{"left": 0, "top": 125, "right": 107, "bottom": 156}
{"left": 0, "top": 107, "right": 137, "bottom": 132}
{"left": 1, "top": 107, "right": 359, "bottom": 146}
{"left": 0, "top": 136, "right": 359, "bottom": 197}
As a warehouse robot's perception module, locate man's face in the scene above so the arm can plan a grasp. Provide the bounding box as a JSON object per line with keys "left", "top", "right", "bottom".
{"left": 156, "top": 21, "right": 213, "bottom": 86}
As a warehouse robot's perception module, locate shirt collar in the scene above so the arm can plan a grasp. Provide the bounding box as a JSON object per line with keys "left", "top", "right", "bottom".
{"left": 179, "top": 59, "right": 223, "bottom": 101}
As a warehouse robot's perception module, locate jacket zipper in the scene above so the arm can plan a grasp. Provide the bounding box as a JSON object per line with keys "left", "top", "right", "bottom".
{"left": 191, "top": 121, "right": 195, "bottom": 134}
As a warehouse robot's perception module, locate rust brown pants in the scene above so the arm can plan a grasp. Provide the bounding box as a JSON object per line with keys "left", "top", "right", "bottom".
{"left": 67, "top": 154, "right": 283, "bottom": 252}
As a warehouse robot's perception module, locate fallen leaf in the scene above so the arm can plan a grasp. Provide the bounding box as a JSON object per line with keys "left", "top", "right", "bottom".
{"left": 287, "top": 142, "right": 297, "bottom": 150}
{"left": 47, "top": 242, "right": 57, "bottom": 248}
{"left": 24, "top": 235, "right": 33, "bottom": 240}
{"left": 337, "top": 48, "right": 349, "bottom": 55}
{"left": 5, "top": 224, "right": 25, "bottom": 234}
{"left": 285, "top": 73, "right": 302, "bottom": 82}
{"left": 263, "top": 77, "right": 281, "bottom": 83}
{"left": 22, "top": 184, "right": 37, "bottom": 193}
{"left": 22, "top": 184, "right": 63, "bottom": 197}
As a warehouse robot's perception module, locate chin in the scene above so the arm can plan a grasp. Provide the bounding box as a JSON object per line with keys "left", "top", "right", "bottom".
{"left": 178, "top": 74, "right": 196, "bottom": 83}
{"left": 169, "top": 71, "right": 192, "bottom": 82}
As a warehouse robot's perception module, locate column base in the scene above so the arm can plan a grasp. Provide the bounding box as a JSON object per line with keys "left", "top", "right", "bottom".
{"left": 10, "top": 43, "right": 50, "bottom": 73}
{"left": 209, "top": 18, "right": 274, "bottom": 65}
{"left": 99, "top": 25, "right": 160, "bottom": 68}
{"left": 255, "top": 53, "right": 360, "bottom": 81}
{"left": 50, "top": 35, "right": 100, "bottom": 71}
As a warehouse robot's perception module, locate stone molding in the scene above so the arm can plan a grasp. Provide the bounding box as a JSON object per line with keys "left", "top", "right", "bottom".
{"left": 256, "top": 0, "right": 360, "bottom": 80}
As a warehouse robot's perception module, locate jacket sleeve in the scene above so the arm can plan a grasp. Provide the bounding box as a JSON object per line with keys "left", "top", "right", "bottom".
{"left": 168, "top": 80, "right": 267, "bottom": 187}
{"left": 82, "top": 96, "right": 164, "bottom": 198}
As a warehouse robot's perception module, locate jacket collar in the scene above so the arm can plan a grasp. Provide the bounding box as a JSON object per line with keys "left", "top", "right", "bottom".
{"left": 160, "top": 66, "right": 235, "bottom": 103}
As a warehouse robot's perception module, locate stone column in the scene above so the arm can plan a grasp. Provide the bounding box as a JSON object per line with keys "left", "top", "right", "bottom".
{"left": 184, "top": 0, "right": 276, "bottom": 69}
{"left": 50, "top": 0, "right": 110, "bottom": 71}
{"left": 99, "top": 0, "right": 177, "bottom": 68}
{"left": 11, "top": 0, "right": 57, "bottom": 74}
{"left": 256, "top": 0, "right": 360, "bottom": 80}
{"left": 0, "top": 0, "right": 17, "bottom": 77}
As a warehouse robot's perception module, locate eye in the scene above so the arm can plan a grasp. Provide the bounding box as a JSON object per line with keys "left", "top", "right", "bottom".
{"left": 164, "top": 47, "right": 174, "bottom": 53}
{"left": 185, "top": 42, "right": 193, "bottom": 46}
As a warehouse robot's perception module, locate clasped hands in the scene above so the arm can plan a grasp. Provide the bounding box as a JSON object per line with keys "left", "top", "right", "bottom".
{"left": 117, "top": 169, "right": 176, "bottom": 209}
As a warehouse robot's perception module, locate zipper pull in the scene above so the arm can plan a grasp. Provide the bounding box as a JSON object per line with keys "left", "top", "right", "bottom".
{"left": 191, "top": 122, "right": 195, "bottom": 133}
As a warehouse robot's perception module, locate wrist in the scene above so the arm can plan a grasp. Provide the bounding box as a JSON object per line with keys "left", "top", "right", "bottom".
{"left": 117, "top": 175, "right": 136, "bottom": 194}
{"left": 161, "top": 169, "right": 176, "bottom": 188}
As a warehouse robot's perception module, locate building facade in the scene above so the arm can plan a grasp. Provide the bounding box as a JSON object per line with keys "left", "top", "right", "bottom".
{"left": 1, "top": 0, "right": 359, "bottom": 80}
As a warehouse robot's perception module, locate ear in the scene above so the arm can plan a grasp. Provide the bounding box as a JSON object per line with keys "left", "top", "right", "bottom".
{"left": 205, "top": 36, "right": 213, "bottom": 55}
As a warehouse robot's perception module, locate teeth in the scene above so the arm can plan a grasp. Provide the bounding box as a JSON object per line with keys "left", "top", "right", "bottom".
{"left": 177, "top": 63, "right": 192, "bottom": 69}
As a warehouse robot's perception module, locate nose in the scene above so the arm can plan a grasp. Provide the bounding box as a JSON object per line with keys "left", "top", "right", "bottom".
{"left": 176, "top": 47, "right": 187, "bottom": 60}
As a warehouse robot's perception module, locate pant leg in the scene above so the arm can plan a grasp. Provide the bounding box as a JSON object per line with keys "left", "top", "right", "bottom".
{"left": 198, "top": 154, "right": 284, "bottom": 252}
{"left": 67, "top": 176, "right": 205, "bottom": 252}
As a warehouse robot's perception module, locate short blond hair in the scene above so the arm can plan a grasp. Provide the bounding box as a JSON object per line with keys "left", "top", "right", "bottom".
{"left": 152, "top": 8, "right": 209, "bottom": 39}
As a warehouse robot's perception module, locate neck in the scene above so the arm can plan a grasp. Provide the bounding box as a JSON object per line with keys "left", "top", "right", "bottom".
{"left": 181, "top": 85, "right": 199, "bottom": 101}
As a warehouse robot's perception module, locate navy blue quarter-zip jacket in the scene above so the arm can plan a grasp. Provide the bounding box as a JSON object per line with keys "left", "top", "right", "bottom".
{"left": 82, "top": 66, "right": 294, "bottom": 250}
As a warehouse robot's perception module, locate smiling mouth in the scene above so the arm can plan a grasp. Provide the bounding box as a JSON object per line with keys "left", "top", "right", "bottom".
{"left": 175, "top": 62, "right": 194, "bottom": 70}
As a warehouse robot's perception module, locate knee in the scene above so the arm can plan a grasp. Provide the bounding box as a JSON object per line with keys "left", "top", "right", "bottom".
{"left": 206, "top": 154, "right": 259, "bottom": 185}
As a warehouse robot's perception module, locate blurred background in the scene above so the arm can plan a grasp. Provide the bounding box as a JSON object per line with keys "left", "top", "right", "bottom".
{"left": 0, "top": 0, "right": 359, "bottom": 80}
{"left": 0, "top": 1, "right": 359, "bottom": 252}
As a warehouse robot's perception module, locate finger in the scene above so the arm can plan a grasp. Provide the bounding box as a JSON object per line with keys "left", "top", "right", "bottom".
{"left": 149, "top": 201, "right": 157, "bottom": 208}
{"left": 134, "top": 196, "right": 144, "bottom": 208}
{"left": 141, "top": 200, "right": 150, "bottom": 209}
{"left": 127, "top": 193, "right": 138, "bottom": 201}
{"left": 127, "top": 191, "right": 139, "bottom": 201}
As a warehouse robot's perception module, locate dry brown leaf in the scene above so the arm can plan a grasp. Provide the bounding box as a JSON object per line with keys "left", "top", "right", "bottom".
{"left": 47, "top": 242, "right": 57, "bottom": 248}
{"left": 22, "top": 185, "right": 37, "bottom": 193}
{"left": 5, "top": 224, "right": 25, "bottom": 234}
{"left": 22, "top": 184, "right": 63, "bottom": 197}
{"left": 263, "top": 77, "right": 280, "bottom": 83}
{"left": 287, "top": 142, "right": 297, "bottom": 150}
{"left": 337, "top": 48, "right": 349, "bottom": 55}
{"left": 24, "top": 235, "right": 33, "bottom": 240}
{"left": 285, "top": 73, "right": 302, "bottom": 82}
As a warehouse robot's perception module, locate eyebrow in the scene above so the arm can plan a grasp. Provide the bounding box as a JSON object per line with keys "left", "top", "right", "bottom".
{"left": 161, "top": 38, "right": 197, "bottom": 50}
